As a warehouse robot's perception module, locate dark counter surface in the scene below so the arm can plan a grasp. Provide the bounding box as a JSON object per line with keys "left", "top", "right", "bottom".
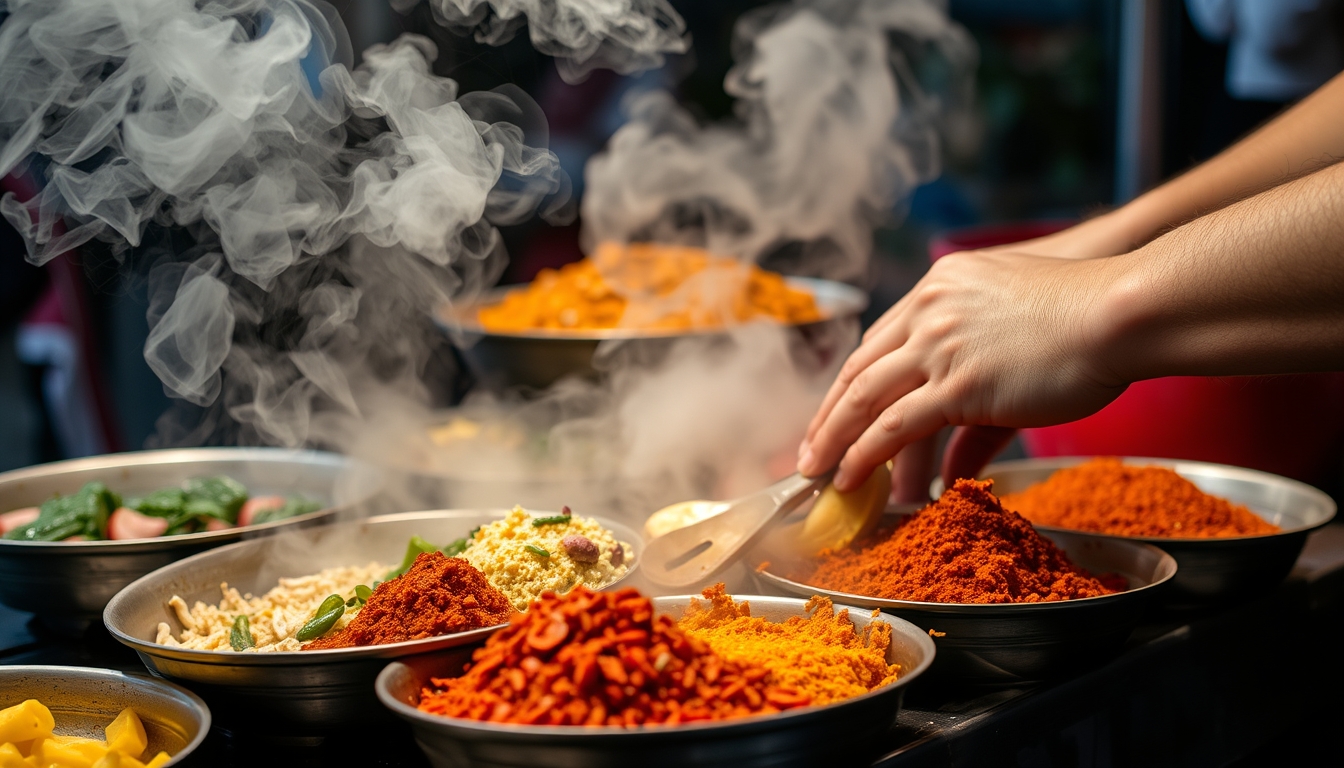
{"left": 3, "top": 524, "right": 1341, "bottom": 767}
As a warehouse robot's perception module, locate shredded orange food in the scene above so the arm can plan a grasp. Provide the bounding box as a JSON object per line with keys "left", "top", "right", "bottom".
{"left": 477, "top": 242, "right": 823, "bottom": 332}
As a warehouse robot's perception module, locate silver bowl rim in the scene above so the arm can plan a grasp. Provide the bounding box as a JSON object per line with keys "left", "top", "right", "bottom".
{"left": 0, "top": 664, "right": 212, "bottom": 765}
{"left": 103, "top": 508, "right": 642, "bottom": 666}
{"left": 0, "top": 447, "right": 376, "bottom": 551}
{"left": 374, "top": 593, "right": 935, "bottom": 737}
{"left": 953, "top": 455, "right": 1340, "bottom": 543}
{"left": 435, "top": 277, "right": 869, "bottom": 341}
{"left": 754, "top": 529, "right": 1178, "bottom": 614}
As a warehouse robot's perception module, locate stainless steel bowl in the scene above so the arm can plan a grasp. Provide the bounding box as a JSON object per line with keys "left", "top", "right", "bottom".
{"left": 437, "top": 277, "right": 867, "bottom": 389}
{"left": 955, "top": 457, "right": 1338, "bottom": 604}
{"left": 375, "top": 594, "right": 935, "bottom": 768}
{"left": 0, "top": 665, "right": 210, "bottom": 766}
{"left": 0, "top": 448, "right": 382, "bottom": 634}
{"left": 104, "top": 509, "right": 643, "bottom": 734}
{"left": 755, "top": 528, "right": 1176, "bottom": 685}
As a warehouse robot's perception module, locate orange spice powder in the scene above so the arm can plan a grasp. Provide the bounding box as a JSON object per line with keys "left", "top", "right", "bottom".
{"left": 794, "top": 479, "right": 1118, "bottom": 604}
{"left": 1000, "top": 457, "right": 1278, "bottom": 538}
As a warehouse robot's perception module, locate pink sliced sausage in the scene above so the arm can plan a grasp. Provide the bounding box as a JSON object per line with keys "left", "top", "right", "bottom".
{"left": 237, "top": 496, "right": 286, "bottom": 527}
{"left": 205, "top": 518, "right": 233, "bottom": 532}
{"left": 0, "top": 508, "right": 40, "bottom": 535}
{"left": 107, "top": 507, "right": 170, "bottom": 540}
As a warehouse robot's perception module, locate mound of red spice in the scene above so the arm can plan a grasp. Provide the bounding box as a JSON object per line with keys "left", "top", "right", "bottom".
{"left": 794, "top": 479, "right": 1117, "bottom": 604}
{"left": 1001, "top": 457, "right": 1278, "bottom": 538}
{"left": 416, "top": 586, "right": 811, "bottom": 726}
{"left": 303, "top": 552, "right": 513, "bottom": 650}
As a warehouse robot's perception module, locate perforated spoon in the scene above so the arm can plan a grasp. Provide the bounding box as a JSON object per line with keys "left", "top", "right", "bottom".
{"left": 641, "top": 471, "right": 834, "bottom": 588}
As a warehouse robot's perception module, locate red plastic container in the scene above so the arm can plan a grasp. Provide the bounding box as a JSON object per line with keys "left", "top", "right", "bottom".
{"left": 929, "top": 223, "right": 1344, "bottom": 485}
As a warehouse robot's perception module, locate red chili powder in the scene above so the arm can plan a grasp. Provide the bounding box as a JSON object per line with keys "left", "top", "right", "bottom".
{"left": 794, "top": 479, "right": 1117, "bottom": 604}
{"left": 303, "top": 551, "right": 513, "bottom": 650}
{"left": 1000, "top": 457, "right": 1278, "bottom": 538}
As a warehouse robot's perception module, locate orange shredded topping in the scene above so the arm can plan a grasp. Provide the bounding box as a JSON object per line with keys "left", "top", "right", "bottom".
{"left": 477, "top": 242, "right": 823, "bottom": 333}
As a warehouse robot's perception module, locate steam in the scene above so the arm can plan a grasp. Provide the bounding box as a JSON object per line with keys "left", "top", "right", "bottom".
{"left": 583, "top": 0, "right": 975, "bottom": 282}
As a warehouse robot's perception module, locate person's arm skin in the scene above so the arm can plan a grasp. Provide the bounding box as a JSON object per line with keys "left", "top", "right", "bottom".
{"left": 993, "top": 70, "right": 1344, "bottom": 261}
{"left": 799, "top": 159, "right": 1344, "bottom": 492}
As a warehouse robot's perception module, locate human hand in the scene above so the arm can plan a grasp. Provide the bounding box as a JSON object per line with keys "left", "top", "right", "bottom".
{"left": 979, "top": 210, "right": 1145, "bottom": 261}
{"left": 797, "top": 250, "right": 1130, "bottom": 492}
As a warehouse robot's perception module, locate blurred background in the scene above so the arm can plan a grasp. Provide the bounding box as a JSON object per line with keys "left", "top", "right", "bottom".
{"left": 3, "top": 0, "right": 1340, "bottom": 482}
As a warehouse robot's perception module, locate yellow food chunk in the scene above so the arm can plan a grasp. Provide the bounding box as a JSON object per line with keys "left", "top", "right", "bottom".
{"left": 91, "top": 752, "right": 122, "bottom": 768}
{"left": 35, "top": 736, "right": 102, "bottom": 768}
{"left": 796, "top": 464, "right": 892, "bottom": 556}
{"left": 103, "top": 710, "right": 146, "bottom": 759}
{"left": 0, "top": 700, "right": 54, "bottom": 744}
{"left": 0, "top": 742, "right": 36, "bottom": 768}
{"left": 143, "top": 752, "right": 170, "bottom": 768}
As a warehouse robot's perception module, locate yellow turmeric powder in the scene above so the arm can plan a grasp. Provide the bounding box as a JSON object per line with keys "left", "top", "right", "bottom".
{"left": 477, "top": 241, "right": 823, "bottom": 333}
{"left": 677, "top": 584, "right": 900, "bottom": 705}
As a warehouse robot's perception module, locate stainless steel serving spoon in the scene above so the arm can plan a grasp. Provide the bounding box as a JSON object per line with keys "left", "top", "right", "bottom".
{"left": 641, "top": 471, "right": 834, "bottom": 588}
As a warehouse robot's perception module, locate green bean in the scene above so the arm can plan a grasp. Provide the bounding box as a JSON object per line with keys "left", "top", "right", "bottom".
{"left": 530, "top": 516, "right": 572, "bottom": 527}
{"left": 295, "top": 594, "right": 346, "bottom": 641}
{"left": 524, "top": 544, "right": 550, "bottom": 558}
{"left": 229, "top": 615, "right": 255, "bottom": 651}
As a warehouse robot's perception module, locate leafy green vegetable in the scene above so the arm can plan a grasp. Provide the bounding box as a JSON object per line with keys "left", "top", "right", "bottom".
{"left": 230, "top": 615, "right": 255, "bottom": 651}
{"left": 252, "top": 496, "right": 322, "bottom": 525}
{"left": 383, "top": 535, "right": 440, "bottom": 581}
{"left": 295, "top": 594, "right": 346, "bottom": 641}
{"left": 132, "top": 488, "right": 187, "bottom": 518}
{"left": 345, "top": 584, "right": 373, "bottom": 608}
{"left": 441, "top": 537, "right": 470, "bottom": 557}
{"left": 3, "top": 482, "right": 119, "bottom": 541}
{"left": 183, "top": 476, "right": 248, "bottom": 522}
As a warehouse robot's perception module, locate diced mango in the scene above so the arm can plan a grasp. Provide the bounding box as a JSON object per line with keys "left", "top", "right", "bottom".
{"left": 91, "top": 751, "right": 122, "bottom": 768}
{"left": 142, "top": 752, "right": 170, "bottom": 768}
{"left": 103, "top": 710, "right": 146, "bottom": 759}
{"left": 0, "top": 700, "right": 55, "bottom": 743}
{"left": 0, "top": 742, "right": 33, "bottom": 768}
{"left": 35, "top": 736, "right": 103, "bottom": 768}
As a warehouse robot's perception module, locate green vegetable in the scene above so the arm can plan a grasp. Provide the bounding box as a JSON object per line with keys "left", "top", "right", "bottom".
{"left": 230, "top": 615, "right": 255, "bottom": 651}
{"left": 4, "top": 482, "right": 119, "bottom": 541}
{"left": 468, "top": 526, "right": 481, "bottom": 539}
{"left": 525, "top": 544, "right": 550, "bottom": 558}
{"left": 383, "top": 535, "right": 440, "bottom": 581}
{"left": 345, "top": 584, "right": 373, "bottom": 608}
{"left": 530, "top": 515, "right": 572, "bottom": 527}
{"left": 441, "top": 538, "right": 470, "bottom": 557}
{"left": 183, "top": 476, "right": 248, "bottom": 523}
{"left": 132, "top": 488, "right": 187, "bottom": 518}
{"left": 295, "top": 594, "right": 346, "bottom": 641}
{"left": 252, "top": 496, "right": 322, "bottom": 525}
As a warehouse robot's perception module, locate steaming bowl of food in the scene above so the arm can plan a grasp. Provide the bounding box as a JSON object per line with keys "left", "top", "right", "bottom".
{"left": 942, "top": 456, "right": 1337, "bottom": 604}
{"left": 375, "top": 592, "right": 935, "bottom": 768}
{"left": 0, "top": 448, "right": 381, "bottom": 634}
{"left": 104, "top": 509, "right": 642, "bottom": 732}
{"left": 754, "top": 487, "right": 1177, "bottom": 685}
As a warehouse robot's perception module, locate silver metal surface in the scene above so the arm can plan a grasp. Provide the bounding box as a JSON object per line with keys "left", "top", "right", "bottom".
{"left": 0, "top": 448, "right": 382, "bottom": 633}
{"left": 104, "top": 510, "right": 643, "bottom": 733}
{"left": 437, "top": 277, "right": 867, "bottom": 389}
{"left": 376, "top": 594, "right": 935, "bottom": 768}
{"left": 944, "top": 457, "right": 1338, "bottom": 604}
{"left": 642, "top": 472, "right": 832, "bottom": 588}
{"left": 0, "top": 665, "right": 210, "bottom": 766}
{"left": 755, "top": 526, "right": 1176, "bottom": 685}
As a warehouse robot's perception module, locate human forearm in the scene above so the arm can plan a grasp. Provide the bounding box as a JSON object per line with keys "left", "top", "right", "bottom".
{"left": 1096, "top": 160, "right": 1344, "bottom": 382}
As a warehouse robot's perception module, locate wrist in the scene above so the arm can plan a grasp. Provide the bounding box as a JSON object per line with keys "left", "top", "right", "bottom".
{"left": 1085, "top": 245, "right": 1167, "bottom": 386}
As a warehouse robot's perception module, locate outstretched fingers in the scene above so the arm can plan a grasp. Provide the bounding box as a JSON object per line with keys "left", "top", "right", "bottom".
{"left": 802, "top": 318, "right": 912, "bottom": 451}
{"left": 798, "top": 347, "right": 924, "bottom": 478}
{"left": 834, "top": 384, "right": 948, "bottom": 492}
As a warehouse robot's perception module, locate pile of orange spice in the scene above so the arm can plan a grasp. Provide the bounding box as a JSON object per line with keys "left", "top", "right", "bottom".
{"left": 303, "top": 552, "right": 513, "bottom": 650}
{"left": 678, "top": 584, "right": 898, "bottom": 706}
{"left": 794, "top": 479, "right": 1119, "bottom": 604}
{"left": 416, "top": 586, "right": 829, "bottom": 726}
{"left": 1001, "top": 457, "right": 1278, "bottom": 538}
{"left": 476, "top": 241, "right": 822, "bottom": 333}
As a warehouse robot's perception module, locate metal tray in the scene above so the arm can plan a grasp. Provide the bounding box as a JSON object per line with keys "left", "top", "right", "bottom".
{"left": 0, "top": 665, "right": 211, "bottom": 766}
{"left": 0, "top": 448, "right": 382, "bottom": 634}
{"left": 375, "top": 594, "right": 935, "bottom": 768}
{"left": 103, "top": 510, "right": 643, "bottom": 734}
{"left": 755, "top": 528, "right": 1176, "bottom": 685}
{"left": 436, "top": 277, "right": 867, "bottom": 389}
{"left": 956, "top": 457, "right": 1338, "bottom": 604}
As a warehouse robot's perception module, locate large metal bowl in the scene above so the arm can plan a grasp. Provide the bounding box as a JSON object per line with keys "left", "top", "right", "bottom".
{"left": 960, "top": 457, "right": 1338, "bottom": 604}
{"left": 0, "top": 665, "right": 210, "bottom": 766}
{"left": 375, "top": 594, "right": 935, "bottom": 768}
{"left": 104, "top": 509, "right": 643, "bottom": 734}
{"left": 437, "top": 277, "right": 867, "bottom": 389}
{"left": 755, "top": 528, "right": 1176, "bottom": 685}
{"left": 0, "top": 448, "right": 382, "bottom": 634}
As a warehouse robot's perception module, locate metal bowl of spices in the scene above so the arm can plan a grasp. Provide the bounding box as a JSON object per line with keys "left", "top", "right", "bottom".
{"left": 438, "top": 277, "right": 867, "bottom": 389}
{"left": 755, "top": 521, "right": 1176, "bottom": 685}
{"left": 947, "top": 457, "right": 1337, "bottom": 604}
{"left": 0, "top": 448, "right": 382, "bottom": 634}
{"left": 0, "top": 665, "right": 211, "bottom": 766}
{"left": 103, "top": 509, "right": 642, "bottom": 733}
{"left": 376, "top": 594, "right": 935, "bottom": 768}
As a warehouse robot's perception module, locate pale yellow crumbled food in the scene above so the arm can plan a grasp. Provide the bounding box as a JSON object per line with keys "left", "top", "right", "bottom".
{"left": 155, "top": 562, "right": 386, "bottom": 652}
{"left": 462, "top": 506, "right": 631, "bottom": 611}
